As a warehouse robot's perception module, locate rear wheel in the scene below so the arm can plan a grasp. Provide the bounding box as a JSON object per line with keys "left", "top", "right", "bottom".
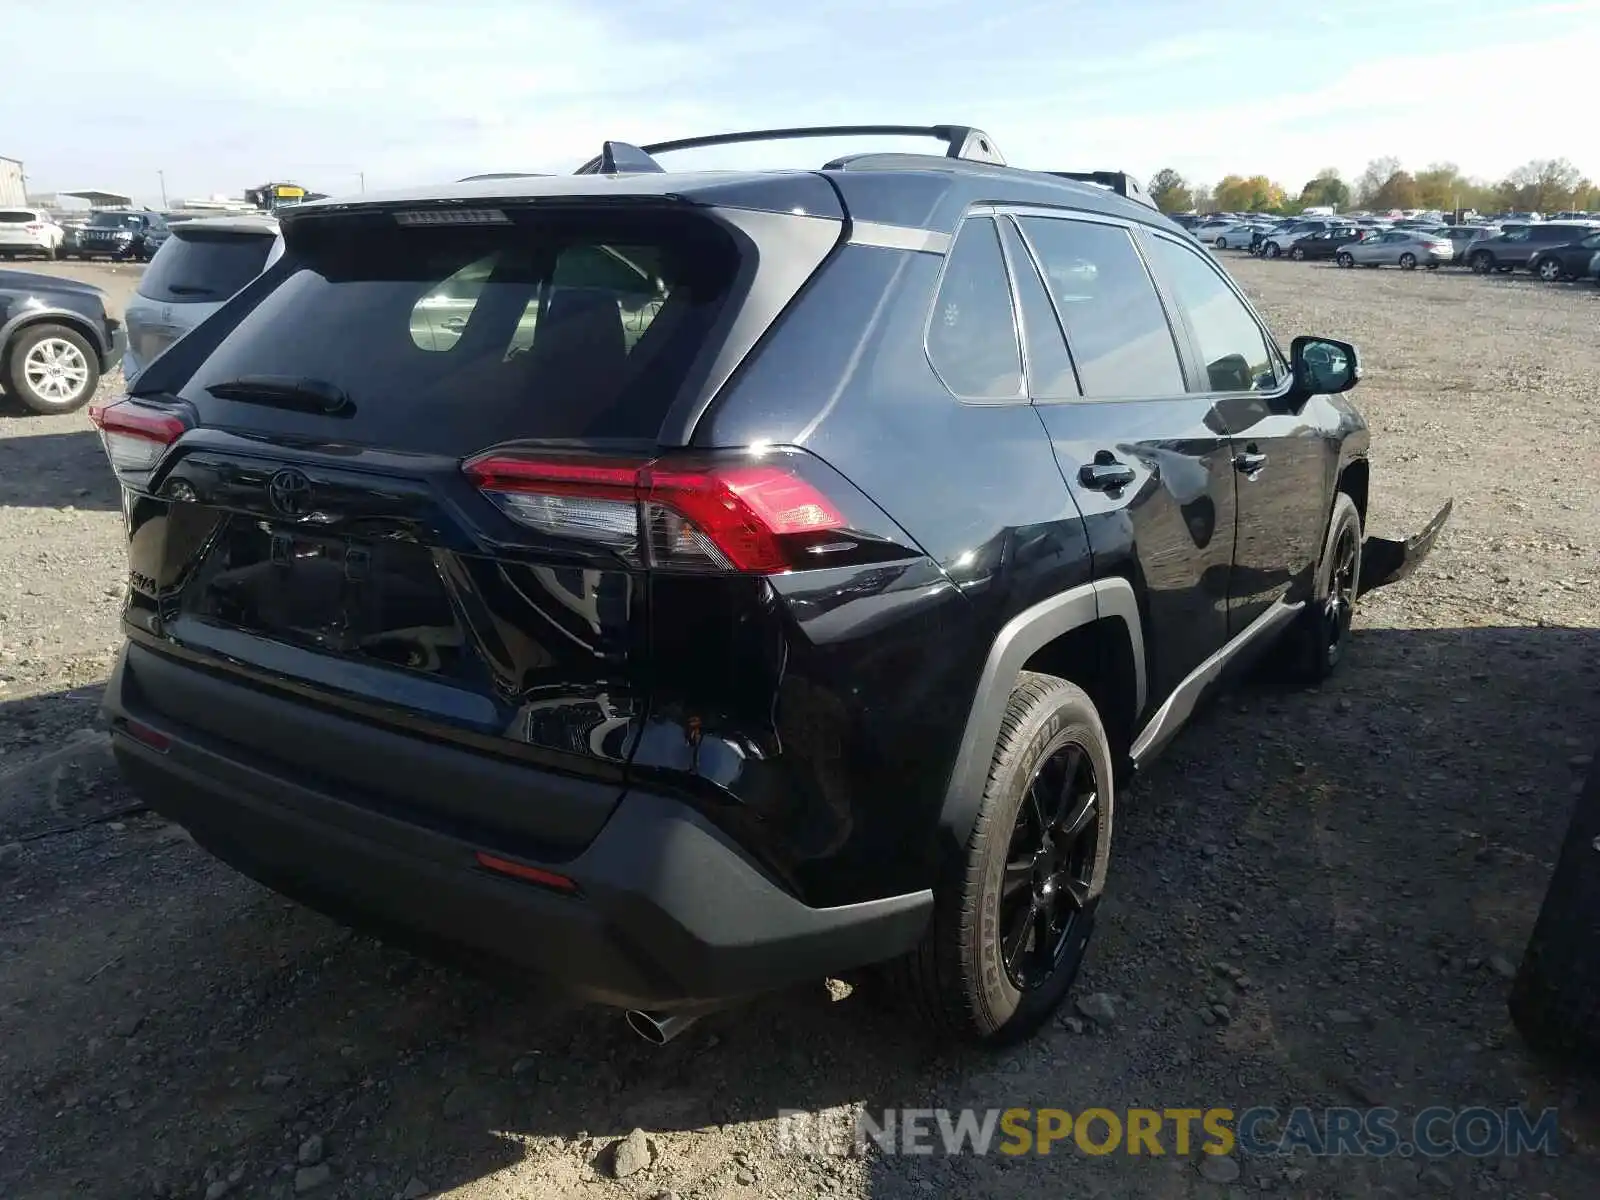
{"left": 5, "top": 323, "right": 101, "bottom": 415}
{"left": 1276, "top": 493, "right": 1361, "bottom": 684}
{"left": 1337, "top": 251, "right": 1355, "bottom": 268}
{"left": 1290, "top": 246, "right": 1306, "bottom": 261}
{"left": 1471, "top": 251, "right": 1493, "bottom": 274}
{"left": 1537, "top": 257, "right": 1564, "bottom": 282}
{"left": 1399, "top": 252, "right": 1417, "bottom": 270}
{"left": 1265, "top": 242, "right": 1281, "bottom": 259}
{"left": 888, "top": 673, "right": 1113, "bottom": 1045}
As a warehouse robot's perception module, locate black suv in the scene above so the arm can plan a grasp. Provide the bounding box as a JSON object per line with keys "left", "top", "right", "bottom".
{"left": 92, "top": 124, "right": 1450, "bottom": 1046}
{"left": 1, "top": 268, "right": 125, "bottom": 413}
{"left": 62, "top": 209, "right": 169, "bottom": 262}
{"left": 1465, "top": 221, "right": 1600, "bottom": 274}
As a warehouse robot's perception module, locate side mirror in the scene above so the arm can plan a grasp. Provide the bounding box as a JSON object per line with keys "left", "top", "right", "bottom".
{"left": 1291, "top": 335, "right": 1360, "bottom": 396}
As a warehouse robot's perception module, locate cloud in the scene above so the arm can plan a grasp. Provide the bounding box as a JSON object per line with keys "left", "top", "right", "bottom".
{"left": 3, "top": 0, "right": 1598, "bottom": 201}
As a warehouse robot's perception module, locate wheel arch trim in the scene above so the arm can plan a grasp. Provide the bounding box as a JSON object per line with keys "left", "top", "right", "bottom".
{"left": 0, "top": 308, "right": 109, "bottom": 362}
{"left": 939, "top": 578, "right": 1144, "bottom": 844}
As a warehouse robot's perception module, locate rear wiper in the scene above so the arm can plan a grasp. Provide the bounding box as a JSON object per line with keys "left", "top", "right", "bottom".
{"left": 164, "top": 284, "right": 219, "bottom": 296}
{"left": 204, "top": 375, "right": 353, "bottom": 415}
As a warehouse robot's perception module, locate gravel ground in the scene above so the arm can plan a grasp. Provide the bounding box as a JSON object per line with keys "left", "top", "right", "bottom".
{"left": 1, "top": 258, "right": 1598, "bottom": 1200}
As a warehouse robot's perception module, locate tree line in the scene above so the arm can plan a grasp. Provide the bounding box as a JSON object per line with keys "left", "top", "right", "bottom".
{"left": 1146, "top": 159, "right": 1599, "bottom": 216}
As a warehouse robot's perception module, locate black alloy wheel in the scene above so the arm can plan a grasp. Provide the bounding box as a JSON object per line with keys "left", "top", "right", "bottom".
{"left": 1323, "top": 521, "right": 1359, "bottom": 668}
{"left": 1000, "top": 740, "right": 1102, "bottom": 990}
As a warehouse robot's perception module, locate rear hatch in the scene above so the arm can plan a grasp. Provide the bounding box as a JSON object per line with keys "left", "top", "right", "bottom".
{"left": 0, "top": 210, "right": 42, "bottom": 245}
{"left": 124, "top": 223, "right": 278, "bottom": 372}
{"left": 99, "top": 191, "right": 858, "bottom": 850}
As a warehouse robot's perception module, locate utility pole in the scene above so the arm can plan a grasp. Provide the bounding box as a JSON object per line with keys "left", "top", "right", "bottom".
{"left": 358, "top": 171, "right": 366, "bottom": 193}
{"left": 157, "top": 170, "right": 168, "bottom": 209}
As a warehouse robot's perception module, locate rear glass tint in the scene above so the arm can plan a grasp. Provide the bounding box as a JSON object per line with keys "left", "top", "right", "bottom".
{"left": 139, "top": 231, "right": 275, "bottom": 304}
{"left": 0, "top": 211, "right": 36, "bottom": 224}
{"left": 176, "top": 208, "right": 740, "bottom": 452}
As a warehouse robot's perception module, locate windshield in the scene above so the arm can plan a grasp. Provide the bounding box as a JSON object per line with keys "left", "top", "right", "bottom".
{"left": 87, "top": 212, "right": 143, "bottom": 229}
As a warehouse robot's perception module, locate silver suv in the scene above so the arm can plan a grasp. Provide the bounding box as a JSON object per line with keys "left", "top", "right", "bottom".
{"left": 121, "top": 217, "right": 281, "bottom": 379}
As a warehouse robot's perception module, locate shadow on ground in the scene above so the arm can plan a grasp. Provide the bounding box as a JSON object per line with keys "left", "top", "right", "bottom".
{"left": 1, "top": 623, "right": 1597, "bottom": 1199}
{"left": 0, "top": 423, "right": 121, "bottom": 512}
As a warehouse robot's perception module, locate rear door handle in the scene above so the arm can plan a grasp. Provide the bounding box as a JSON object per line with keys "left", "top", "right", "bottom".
{"left": 1079, "top": 459, "right": 1136, "bottom": 491}
{"left": 1233, "top": 451, "right": 1268, "bottom": 474}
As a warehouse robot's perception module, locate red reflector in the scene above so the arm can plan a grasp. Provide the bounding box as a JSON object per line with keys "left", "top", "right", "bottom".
{"left": 474, "top": 851, "right": 578, "bottom": 892}
{"left": 123, "top": 720, "right": 172, "bottom": 753}
{"left": 88, "top": 396, "right": 187, "bottom": 445}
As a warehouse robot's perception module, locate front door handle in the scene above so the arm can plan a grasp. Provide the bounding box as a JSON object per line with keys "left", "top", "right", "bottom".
{"left": 1079, "top": 457, "right": 1136, "bottom": 491}
{"left": 1233, "top": 451, "right": 1268, "bottom": 474}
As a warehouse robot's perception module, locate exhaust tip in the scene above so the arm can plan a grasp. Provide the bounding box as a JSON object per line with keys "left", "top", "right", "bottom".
{"left": 624, "top": 1009, "right": 697, "bottom": 1045}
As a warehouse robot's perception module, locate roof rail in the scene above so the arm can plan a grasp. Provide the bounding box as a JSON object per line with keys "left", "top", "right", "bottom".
{"left": 1044, "top": 171, "right": 1157, "bottom": 211}
{"left": 457, "top": 172, "right": 551, "bottom": 182}
{"left": 574, "top": 124, "right": 1006, "bottom": 174}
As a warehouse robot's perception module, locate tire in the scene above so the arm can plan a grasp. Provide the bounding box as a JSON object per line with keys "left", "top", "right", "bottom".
{"left": 1536, "top": 257, "right": 1563, "bottom": 282}
{"left": 1471, "top": 251, "right": 1493, "bottom": 274}
{"left": 1337, "top": 251, "right": 1355, "bottom": 268}
{"left": 1214, "top": 237, "right": 1227, "bottom": 248}
{"left": 1399, "top": 252, "right": 1417, "bottom": 270}
{"left": 4, "top": 323, "right": 101, "bottom": 415}
{"left": 1290, "top": 246, "right": 1306, "bottom": 261}
{"left": 1265, "top": 242, "right": 1281, "bottom": 259}
{"left": 887, "top": 672, "right": 1114, "bottom": 1045}
{"left": 1275, "top": 493, "right": 1361, "bottom": 684}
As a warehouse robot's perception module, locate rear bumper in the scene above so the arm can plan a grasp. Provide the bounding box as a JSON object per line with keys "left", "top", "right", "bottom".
{"left": 102, "top": 643, "right": 931, "bottom": 1010}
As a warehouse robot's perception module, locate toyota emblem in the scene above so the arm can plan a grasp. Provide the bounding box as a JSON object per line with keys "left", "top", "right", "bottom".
{"left": 267, "top": 468, "right": 313, "bottom": 517}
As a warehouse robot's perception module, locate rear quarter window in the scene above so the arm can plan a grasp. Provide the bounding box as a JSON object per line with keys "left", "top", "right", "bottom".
{"left": 139, "top": 231, "right": 276, "bottom": 304}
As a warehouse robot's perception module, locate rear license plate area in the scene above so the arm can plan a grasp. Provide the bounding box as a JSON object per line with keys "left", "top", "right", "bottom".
{"left": 189, "top": 520, "right": 463, "bottom": 671}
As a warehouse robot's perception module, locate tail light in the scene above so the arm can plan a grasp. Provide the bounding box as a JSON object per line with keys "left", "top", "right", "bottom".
{"left": 463, "top": 450, "right": 848, "bottom": 574}
{"left": 88, "top": 395, "right": 189, "bottom": 478}
{"left": 24, "top": 223, "right": 43, "bottom": 233}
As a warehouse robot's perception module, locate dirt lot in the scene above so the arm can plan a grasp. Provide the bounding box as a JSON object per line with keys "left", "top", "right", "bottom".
{"left": 1, "top": 258, "right": 1598, "bottom": 1200}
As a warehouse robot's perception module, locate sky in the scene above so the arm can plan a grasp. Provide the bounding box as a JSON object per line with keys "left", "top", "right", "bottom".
{"left": 3, "top": 0, "right": 1598, "bottom": 207}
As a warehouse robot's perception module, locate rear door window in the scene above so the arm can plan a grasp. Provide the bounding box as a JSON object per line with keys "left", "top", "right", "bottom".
{"left": 998, "top": 218, "right": 1079, "bottom": 400}
{"left": 1017, "top": 216, "right": 1185, "bottom": 399}
{"left": 173, "top": 208, "right": 742, "bottom": 453}
{"left": 925, "top": 217, "right": 1024, "bottom": 400}
{"left": 139, "top": 231, "right": 276, "bottom": 304}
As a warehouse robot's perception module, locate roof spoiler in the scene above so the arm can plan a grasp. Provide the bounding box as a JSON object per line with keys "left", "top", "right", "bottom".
{"left": 574, "top": 124, "right": 1006, "bottom": 175}
{"left": 1043, "top": 171, "right": 1157, "bottom": 211}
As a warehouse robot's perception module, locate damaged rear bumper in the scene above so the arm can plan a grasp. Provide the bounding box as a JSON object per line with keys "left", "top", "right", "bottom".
{"left": 1359, "top": 498, "right": 1453, "bottom": 596}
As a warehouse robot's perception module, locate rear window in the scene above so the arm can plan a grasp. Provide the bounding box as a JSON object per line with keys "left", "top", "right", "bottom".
{"left": 139, "top": 230, "right": 276, "bottom": 304}
{"left": 176, "top": 208, "right": 740, "bottom": 452}
{"left": 0, "top": 210, "right": 37, "bottom": 224}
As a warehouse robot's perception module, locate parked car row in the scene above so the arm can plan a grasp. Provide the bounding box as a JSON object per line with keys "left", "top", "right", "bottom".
{"left": 1199, "top": 213, "right": 1600, "bottom": 283}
